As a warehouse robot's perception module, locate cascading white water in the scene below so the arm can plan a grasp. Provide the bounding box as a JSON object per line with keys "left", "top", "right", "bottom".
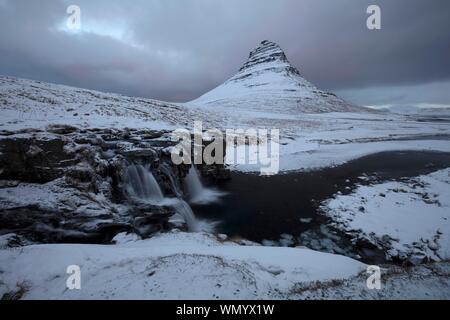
{"left": 163, "top": 198, "right": 216, "bottom": 233}
{"left": 170, "top": 199, "right": 197, "bottom": 229}
{"left": 185, "top": 166, "right": 204, "bottom": 200}
{"left": 124, "top": 164, "right": 215, "bottom": 232}
{"left": 124, "top": 165, "right": 164, "bottom": 202}
{"left": 185, "top": 166, "right": 225, "bottom": 205}
{"left": 160, "top": 163, "right": 183, "bottom": 198}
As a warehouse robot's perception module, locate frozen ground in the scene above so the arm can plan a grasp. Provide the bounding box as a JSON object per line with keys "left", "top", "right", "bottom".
{"left": 322, "top": 169, "right": 450, "bottom": 263}
{"left": 291, "top": 261, "right": 450, "bottom": 300}
{"left": 1, "top": 230, "right": 449, "bottom": 300}
{"left": 0, "top": 231, "right": 364, "bottom": 299}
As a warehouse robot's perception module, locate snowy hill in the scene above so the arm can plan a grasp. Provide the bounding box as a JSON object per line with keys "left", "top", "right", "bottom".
{"left": 0, "top": 76, "right": 214, "bottom": 131}
{"left": 189, "top": 40, "right": 365, "bottom": 113}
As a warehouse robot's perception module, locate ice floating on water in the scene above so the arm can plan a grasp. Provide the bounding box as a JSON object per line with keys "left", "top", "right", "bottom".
{"left": 300, "top": 218, "right": 313, "bottom": 224}
{"left": 185, "top": 166, "right": 226, "bottom": 205}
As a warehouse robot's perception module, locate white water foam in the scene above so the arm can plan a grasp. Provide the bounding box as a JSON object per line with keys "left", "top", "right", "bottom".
{"left": 185, "top": 166, "right": 226, "bottom": 205}
{"left": 124, "top": 165, "right": 217, "bottom": 232}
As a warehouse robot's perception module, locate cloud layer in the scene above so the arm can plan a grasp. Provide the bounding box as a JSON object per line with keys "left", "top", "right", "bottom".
{"left": 0, "top": 0, "right": 449, "bottom": 106}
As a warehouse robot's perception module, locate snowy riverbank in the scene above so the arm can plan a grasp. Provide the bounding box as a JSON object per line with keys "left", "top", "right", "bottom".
{"left": 1, "top": 230, "right": 449, "bottom": 300}
{"left": 321, "top": 168, "right": 450, "bottom": 263}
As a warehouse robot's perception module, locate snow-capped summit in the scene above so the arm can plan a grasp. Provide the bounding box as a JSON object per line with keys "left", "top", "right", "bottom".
{"left": 238, "top": 40, "right": 294, "bottom": 74}
{"left": 189, "top": 40, "right": 365, "bottom": 114}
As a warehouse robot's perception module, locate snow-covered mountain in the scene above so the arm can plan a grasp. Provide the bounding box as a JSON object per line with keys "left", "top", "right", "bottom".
{"left": 189, "top": 40, "right": 365, "bottom": 113}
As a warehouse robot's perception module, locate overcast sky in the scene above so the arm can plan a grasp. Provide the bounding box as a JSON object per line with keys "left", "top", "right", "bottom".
{"left": 0, "top": 0, "right": 449, "bottom": 107}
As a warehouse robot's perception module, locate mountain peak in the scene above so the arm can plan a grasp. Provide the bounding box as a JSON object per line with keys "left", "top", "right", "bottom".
{"left": 239, "top": 40, "right": 292, "bottom": 73}
{"left": 190, "top": 40, "right": 365, "bottom": 114}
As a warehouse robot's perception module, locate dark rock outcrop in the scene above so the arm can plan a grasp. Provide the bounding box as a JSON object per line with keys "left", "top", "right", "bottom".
{"left": 0, "top": 126, "right": 230, "bottom": 245}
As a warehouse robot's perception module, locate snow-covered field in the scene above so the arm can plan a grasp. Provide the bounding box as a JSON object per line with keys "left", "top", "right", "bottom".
{"left": 0, "top": 231, "right": 365, "bottom": 300}
{"left": 322, "top": 169, "right": 450, "bottom": 263}
{"left": 1, "top": 231, "right": 449, "bottom": 300}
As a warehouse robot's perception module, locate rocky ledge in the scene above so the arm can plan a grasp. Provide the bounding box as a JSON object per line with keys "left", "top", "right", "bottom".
{"left": 0, "top": 125, "right": 229, "bottom": 246}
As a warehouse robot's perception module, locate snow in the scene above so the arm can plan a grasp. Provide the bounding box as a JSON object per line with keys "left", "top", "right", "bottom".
{"left": 0, "top": 179, "right": 125, "bottom": 235}
{"left": 2, "top": 230, "right": 449, "bottom": 299}
{"left": 322, "top": 169, "right": 450, "bottom": 262}
{"left": 0, "top": 75, "right": 213, "bottom": 132}
{"left": 379, "top": 105, "right": 450, "bottom": 117}
{"left": 291, "top": 261, "right": 450, "bottom": 300}
{"left": 0, "top": 179, "right": 115, "bottom": 217}
{"left": 0, "top": 231, "right": 366, "bottom": 300}
{"left": 274, "top": 139, "right": 450, "bottom": 173}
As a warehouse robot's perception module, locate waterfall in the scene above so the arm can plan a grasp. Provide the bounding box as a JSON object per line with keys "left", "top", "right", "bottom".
{"left": 185, "top": 166, "right": 204, "bottom": 201}
{"left": 166, "top": 198, "right": 202, "bottom": 232}
{"left": 124, "top": 164, "right": 215, "bottom": 232}
{"left": 185, "top": 166, "right": 225, "bottom": 205}
{"left": 160, "top": 163, "right": 183, "bottom": 198}
{"left": 124, "top": 165, "right": 164, "bottom": 202}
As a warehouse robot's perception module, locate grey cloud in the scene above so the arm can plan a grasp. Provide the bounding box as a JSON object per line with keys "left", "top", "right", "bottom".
{"left": 0, "top": 0, "right": 449, "bottom": 104}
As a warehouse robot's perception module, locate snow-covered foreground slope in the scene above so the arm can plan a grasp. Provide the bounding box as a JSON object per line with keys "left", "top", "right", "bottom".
{"left": 0, "top": 231, "right": 365, "bottom": 300}
{"left": 1, "top": 231, "right": 449, "bottom": 300}
{"left": 291, "top": 261, "right": 450, "bottom": 300}
{"left": 322, "top": 169, "right": 450, "bottom": 263}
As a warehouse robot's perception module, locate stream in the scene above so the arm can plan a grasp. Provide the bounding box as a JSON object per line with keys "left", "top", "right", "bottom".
{"left": 191, "top": 151, "right": 450, "bottom": 263}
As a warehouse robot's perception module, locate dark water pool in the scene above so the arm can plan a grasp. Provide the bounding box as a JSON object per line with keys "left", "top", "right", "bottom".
{"left": 192, "top": 151, "right": 450, "bottom": 263}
